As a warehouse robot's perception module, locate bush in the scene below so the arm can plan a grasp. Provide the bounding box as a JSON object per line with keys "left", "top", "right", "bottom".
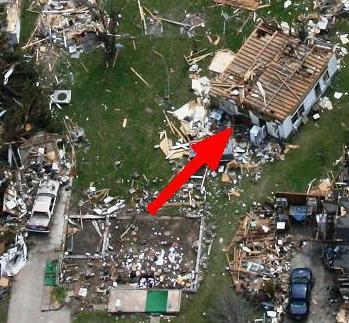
{"left": 207, "top": 288, "right": 252, "bottom": 323}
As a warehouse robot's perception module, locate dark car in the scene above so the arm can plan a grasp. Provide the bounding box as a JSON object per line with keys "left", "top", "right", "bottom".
{"left": 287, "top": 268, "right": 313, "bottom": 320}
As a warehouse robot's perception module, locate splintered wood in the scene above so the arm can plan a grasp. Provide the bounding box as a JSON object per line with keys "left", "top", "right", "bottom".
{"left": 130, "top": 67, "right": 151, "bottom": 87}
{"left": 226, "top": 212, "right": 293, "bottom": 301}
{"left": 184, "top": 48, "right": 212, "bottom": 65}
{"left": 159, "top": 130, "right": 189, "bottom": 160}
{"left": 213, "top": 0, "right": 270, "bottom": 11}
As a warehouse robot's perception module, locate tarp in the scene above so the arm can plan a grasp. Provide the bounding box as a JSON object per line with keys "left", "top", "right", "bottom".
{"left": 0, "top": 235, "right": 27, "bottom": 276}
{"left": 289, "top": 205, "right": 310, "bottom": 222}
{"left": 145, "top": 290, "right": 168, "bottom": 313}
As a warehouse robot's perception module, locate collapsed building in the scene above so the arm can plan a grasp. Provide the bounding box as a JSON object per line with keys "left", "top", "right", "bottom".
{"left": 225, "top": 146, "right": 349, "bottom": 322}
{"left": 210, "top": 22, "right": 338, "bottom": 140}
{"left": 57, "top": 183, "right": 209, "bottom": 313}
{"left": 23, "top": 0, "right": 108, "bottom": 61}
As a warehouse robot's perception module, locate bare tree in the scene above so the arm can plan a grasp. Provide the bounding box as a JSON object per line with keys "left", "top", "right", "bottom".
{"left": 89, "top": 0, "right": 121, "bottom": 68}
{"left": 0, "top": 36, "right": 53, "bottom": 142}
{"left": 207, "top": 289, "right": 252, "bottom": 323}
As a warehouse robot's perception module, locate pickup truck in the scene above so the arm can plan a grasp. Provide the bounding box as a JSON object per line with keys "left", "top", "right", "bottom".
{"left": 27, "top": 180, "right": 60, "bottom": 233}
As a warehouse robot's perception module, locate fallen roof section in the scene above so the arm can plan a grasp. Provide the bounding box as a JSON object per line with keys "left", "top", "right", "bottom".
{"left": 210, "top": 22, "right": 335, "bottom": 122}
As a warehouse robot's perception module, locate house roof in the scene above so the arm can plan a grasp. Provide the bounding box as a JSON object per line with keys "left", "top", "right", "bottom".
{"left": 210, "top": 22, "right": 334, "bottom": 122}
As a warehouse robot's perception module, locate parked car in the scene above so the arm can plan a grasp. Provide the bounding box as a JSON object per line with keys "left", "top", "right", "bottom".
{"left": 27, "top": 179, "right": 60, "bottom": 233}
{"left": 287, "top": 268, "right": 313, "bottom": 320}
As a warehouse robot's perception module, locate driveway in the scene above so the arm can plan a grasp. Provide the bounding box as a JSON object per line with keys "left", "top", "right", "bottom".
{"left": 7, "top": 187, "right": 71, "bottom": 323}
{"left": 285, "top": 241, "right": 337, "bottom": 323}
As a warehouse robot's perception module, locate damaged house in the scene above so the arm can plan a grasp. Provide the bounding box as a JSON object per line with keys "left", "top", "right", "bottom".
{"left": 0, "top": 0, "right": 21, "bottom": 45}
{"left": 210, "top": 22, "right": 338, "bottom": 140}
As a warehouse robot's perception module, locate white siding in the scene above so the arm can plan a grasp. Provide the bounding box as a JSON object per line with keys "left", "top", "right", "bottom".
{"left": 302, "top": 89, "right": 317, "bottom": 115}
{"left": 280, "top": 116, "right": 293, "bottom": 139}
{"left": 280, "top": 55, "right": 338, "bottom": 139}
{"left": 327, "top": 54, "right": 338, "bottom": 78}
{"left": 319, "top": 54, "right": 337, "bottom": 91}
{"left": 249, "top": 111, "right": 260, "bottom": 126}
{"left": 266, "top": 121, "right": 279, "bottom": 138}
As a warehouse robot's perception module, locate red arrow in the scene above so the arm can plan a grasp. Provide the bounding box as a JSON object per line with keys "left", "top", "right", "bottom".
{"left": 147, "top": 128, "right": 233, "bottom": 215}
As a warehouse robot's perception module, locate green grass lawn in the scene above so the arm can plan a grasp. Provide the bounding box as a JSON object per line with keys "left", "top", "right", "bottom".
{"left": 54, "top": 0, "right": 315, "bottom": 197}
{"left": 17, "top": 0, "right": 349, "bottom": 322}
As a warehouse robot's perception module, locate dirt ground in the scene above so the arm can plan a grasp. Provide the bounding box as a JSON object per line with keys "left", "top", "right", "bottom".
{"left": 66, "top": 220, "right": 103, "bottom": 255}
{"left": 285, "top": 223, "right": 339, "bottom": 323}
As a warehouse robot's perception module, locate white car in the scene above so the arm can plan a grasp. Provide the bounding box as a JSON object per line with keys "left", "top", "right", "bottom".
{"left": 27, "top": 180, "right": 60, "bottom": 233}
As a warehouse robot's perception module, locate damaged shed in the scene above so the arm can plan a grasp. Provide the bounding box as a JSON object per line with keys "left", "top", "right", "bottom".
{"left": 210, "top": 22, "right": 338, "bottom": 139}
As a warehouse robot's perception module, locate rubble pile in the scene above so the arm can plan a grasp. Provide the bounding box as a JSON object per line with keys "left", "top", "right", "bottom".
{"left": 314, "top": 0, "right": 349, "bottom": 16}
{"left": 0, "top": 131, "right": 75, "bottom": 300}
{"left": 0, "top": 234, "right": 27, "bottom": 277}
{"left": 159, "top": 97, "right": 287, "bottom": 203}
{"left": 60, "top": 258, "right": 114, "bottom": 306}
{"left": 138, "top": 4, "right": 205, "bottom": 38}
{"left": 84, "top": 186, "right": 126, "bottom": 217}
{"left": 117, "top": 232, "right": 194, "bottom": 289}
{"left": 180, "top": 13, "right": 206, "bottom": 37}
{"left": 61, "top": 214, "right": 206, "bottom": 308}
{"left": 24, "top": 0, "right": 106, "bottom": 60}
{"left": 227, "top": 211, "right": 293, "bottom": 310}
{"left": 3, "top": 133, "right": 71, "bottom": 222}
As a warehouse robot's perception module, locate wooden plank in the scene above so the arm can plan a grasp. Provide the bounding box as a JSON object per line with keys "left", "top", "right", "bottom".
{"left": 69, "top": 214, "right": 105, "bottom": 219}
{"left": 265, "top": 47, "right": 314, "bottom": 109}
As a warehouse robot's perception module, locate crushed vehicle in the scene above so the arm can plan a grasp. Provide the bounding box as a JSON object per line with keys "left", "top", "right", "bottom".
{"left": 287, "top": 268, "right": 313, "bottom": 320}
{"left": 27, "top": 179, "right": 60, "bottom": 233}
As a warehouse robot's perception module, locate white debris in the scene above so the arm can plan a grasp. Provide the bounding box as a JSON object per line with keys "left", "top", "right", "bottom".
{"left": 262, "top": 225, "right": 270, "bottom": 233}
{"left": 319, "top": 96, "right": 333, "bottom": 110}
{"left": 280, "top": 21, "right": 290, "bottom": 34}
{"left": 267, "top": 310, "right": 277, "bottom": 318}
{"left": 3, "top": 65, "right": 15, "bottom": 85}
{"left": 317, "top": 16, "right": 328, "bottom": 30}
{"left": 341, "top": 47, "right": 348, "bottom": 56}
{"left": 313, "top": 113, "right": 321, "bottom": 120}
{"left": 208, "top": 49, "right": 235, "bottom": 74}
{"left": 51, "top": 90, "right": 71, "bottom": 104}
{"left": 334, "top": 92, "right": 343, "bottom": 99}
{"left": 78, "top": 287, "right": 88, "bottom": 297}
{"left": 0, "top": 235, "right": 27, "bottom": 276}
{"left": 93, "top": 208, "right": 103, "bottom": 215}
{"left": 5, "top": 198, "right": 18, "bottom": 210}
{"left": 340, "top": 34, "right": 349, "bottom": 45}
{"left": 191, "top": 77, "right": 210, "bottom": 98}
{"left": 284, "top": 0, "right": 292, "bottom": 8}
{"left": 103, "top": 196, "right": 114, "bottom": 204}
